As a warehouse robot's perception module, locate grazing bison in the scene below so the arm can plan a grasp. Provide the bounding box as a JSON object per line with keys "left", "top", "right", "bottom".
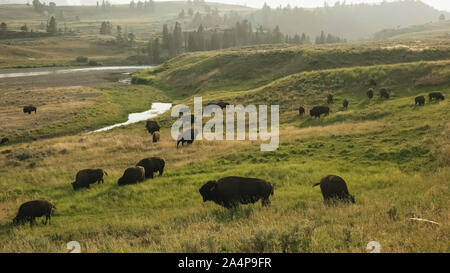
{"left": 327, "top": 94, "right": 334, "bottom": 104}
{"left": 207, "top": 101, "right": 230, "bottom": 109}
{"left": 152, "top": 131, "right": 160, "bottom": 143}
{"left": 429, "top": 92, "right": 445, "bottom": 102}
{"left": 367, "top": 88, "right": 374, "bottom": 99}
{"left": 1, "top": 137, "right": 8, "bottom": 145}
{"left": 136, "top": 157, "right": 165, "bottom": 179}
{"left": 313, "top": 175, "right": 355, "bottom": 204}
{"left": 310, "top": 106, "right": 330, "bottom": 118}
{"left": 23, "top": 106, "right": 37, "bottom": 114}
{"left": 415, "top": 96, "right": 425, "bottom": 106}
{"left": 199, "top": 176, "right": 274, "bottom": 209}
{"left": 298, "top": 107, "right": 305, "bottom": 116}
{"left": 380, "top": 88, "right": 390, "bottom": 99}
{"left": 343, "top": 99, "right": 349, "bottom": 110}
{"left": 177, "top": 128, "right": 199, "bottom": 148}
{"left": 13, "top": 200, "right": 55, "bottom": 226}
{"left": 146, "top": 120, "right": 160, "bottom": 134}
{"left": 72, "top": 169, "right": 108, "bottom": 190}
{"left": 118, "top": 166, "right": 145, "bottom": 186}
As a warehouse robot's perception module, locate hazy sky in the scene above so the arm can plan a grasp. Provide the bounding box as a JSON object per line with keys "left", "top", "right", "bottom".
{"left": 205, "top": 0, "right": 450, "bottom": 11}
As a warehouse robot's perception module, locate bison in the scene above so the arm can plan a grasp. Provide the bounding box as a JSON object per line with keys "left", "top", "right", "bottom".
{"left": 1, "top": 137, "right": 8, "bottom": 145}
{"left": 327, "top": 94, "right": 334, "bottom": 104}
{"left": 415, "top": 96, "right": 425, "bottom": 106}
{"left": 72, "top": 169, "right": 107, "bottom": 190}
{"left": 13, "top": 200, "right": 55, "bottom": 226}
{"left": 207, "top": 101, "right": 230, "bottom": 110}
{"left": 23, "top": 106, "right": 37, "bottom": 114}
{"left": 309, "top": 106, "right": 330, "bottom": 118}
{"left": 380, "top": 88, "right": 390, "bottom": 99}
{"left": 343, "top": 99, "right": 349, "bottom": 110}
{"left": 136, "top": 157, "right": 165, "bottom": 179}
{"left": 367, "top": 88, "right": 374, "bottom": 99}
{"left": 118, "top": 166, "right": 145, "bottom": 186}
{"left": 146, "top": 120, "right": 160, "bottom": 134}
{"left": 177, "top": 128, "right": 199, "bottom": 148}
{"left": 199, "top": 176, "right": 274, "bottom": 209}
{"left": 152, "top": 131, "right": 160, "bottom": 143}
{"left": 429, "top": 92, "right": 445, "bottom": 102}
{"left": 298, "top": 107, "right": 305, "bottom": 116}
{"left": 313, "top": 175, "right": 355, "bottom": 204}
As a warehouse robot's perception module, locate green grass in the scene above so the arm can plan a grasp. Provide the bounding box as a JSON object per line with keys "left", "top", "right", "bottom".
{"left": 0, "top": 40, "right": 449, "bottom": 252}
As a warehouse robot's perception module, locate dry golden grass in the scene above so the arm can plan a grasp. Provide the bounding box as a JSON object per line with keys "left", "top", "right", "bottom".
{"left": 0, "top": 86, "right": 101, "bottom": 138}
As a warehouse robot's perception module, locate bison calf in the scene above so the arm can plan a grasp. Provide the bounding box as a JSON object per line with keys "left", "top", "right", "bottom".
{"left": 13, "top": 200, "right": 55, "bottom": 226}
{"left": 313, "top": 175, "right": 355, "bottom": 204}
{"left": 415, "top": 96, "right": 425, "bottom": 106}
{"left": 72, "top": 169, "right": 107, "bottom": 190}
{"left": 199, "top": 176, "right": 274, "bottom": 209}
{"left": 118, "top": 166, "right": 145, "bottom": 186}
{"left": 136, "top": 157, "right": 165, "bottom": 179}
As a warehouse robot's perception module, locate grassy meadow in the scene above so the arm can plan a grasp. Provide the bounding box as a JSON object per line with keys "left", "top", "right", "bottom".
{"left": 0, "top": 38, "right": 449, "bottom": 252}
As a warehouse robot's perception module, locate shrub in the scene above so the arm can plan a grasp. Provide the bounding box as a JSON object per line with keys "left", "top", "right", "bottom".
{"left": 75, "top": 56, "right": 88, "bottom": 63}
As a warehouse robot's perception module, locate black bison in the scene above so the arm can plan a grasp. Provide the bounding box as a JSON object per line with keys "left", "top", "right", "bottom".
{"left": 327, "top": 94, "right": 334, "bottom": 104}
{"left": 298, "top": 107, "right": 305, "bottom": 116}
{"left": 429, "top": 92, "right": 445, "bottom": 102}
{"left": 136, "top": 157, "right": 165, "bottom": 179}
{"left": 415, "top": 96, "right": 425, "bottom": 106}
{"left": 367, "top": 88, "right": 374, "bottom": 99}
{"left": 13, "top": 200, "right": 55, "bottom": 226}
{"left": 199, "top": 176, "right": 274, "bottom": 209}
{"left": 313, "top": 175, "right": 355, "bottom": 204}
{"left": 118, "top": 166, "right": 145, "bottom": 186}
{"left": 1, "top": 137, "right": 8, "bottom": 145}
{"left": 380, "top": 88, "right": 390, "bottom": 99}
{"left": 23, "top": 106, "right": 37, "bottom": 114}
{"left": 310, "top": 106, "right": 330, "bottom": 118}
{"left": 207, "top": 101, "right": 230, "bottom": 109}
{"left": 146, "top": 120, "right": 160, "bottom": 134}
{"left": 72, "top": 169, "right": 108, "bottom": 190}
{"left": 152, "top": 131, "right": 160, "bottom": 143}
{"left": 343, "top": 99, "right": 349, "bottom": 109}
{"left": 177, "top": 128, "right": 199, "bottom": 148}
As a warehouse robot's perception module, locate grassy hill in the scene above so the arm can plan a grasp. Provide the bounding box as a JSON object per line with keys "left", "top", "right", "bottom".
{"left": 0, "top": 38, "right": 449, "bottom": 252}
{"left": 133, "top": 39, "right": 450, "bottom": 98}
{"left": 374, "top": 21, "right": 450, "bottom": 40}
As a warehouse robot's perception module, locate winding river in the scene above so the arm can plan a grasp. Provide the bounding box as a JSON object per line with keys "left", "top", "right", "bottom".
{"left": 0, "top": 65, "right": 172, "bottom": 133}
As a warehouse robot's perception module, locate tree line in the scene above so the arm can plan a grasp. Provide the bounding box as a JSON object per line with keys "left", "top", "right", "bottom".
{"left": 142, "top": 20, "right": 347, "bottom": 64}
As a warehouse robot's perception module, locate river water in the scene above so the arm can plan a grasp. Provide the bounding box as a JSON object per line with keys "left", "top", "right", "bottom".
{"left": 90, "top": 103, "right": 172, "bottom": 133}
{"left": 0, "top": 66, "right": 154, "bottom": 79}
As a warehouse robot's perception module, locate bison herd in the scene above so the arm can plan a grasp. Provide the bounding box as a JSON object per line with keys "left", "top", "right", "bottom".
{"left": 298, "top": 90, "right": 445, "bottom": 119}
{"left": 6, "top": 91, "right": 446, "bottom": 226}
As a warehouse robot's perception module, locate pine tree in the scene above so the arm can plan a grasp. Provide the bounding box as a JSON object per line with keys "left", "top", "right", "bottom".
{"left": 47, "top": 16, "right": 57, "bottom": 35}
{"left": 152, "top": 37, "right": 160, "bottom": 63}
